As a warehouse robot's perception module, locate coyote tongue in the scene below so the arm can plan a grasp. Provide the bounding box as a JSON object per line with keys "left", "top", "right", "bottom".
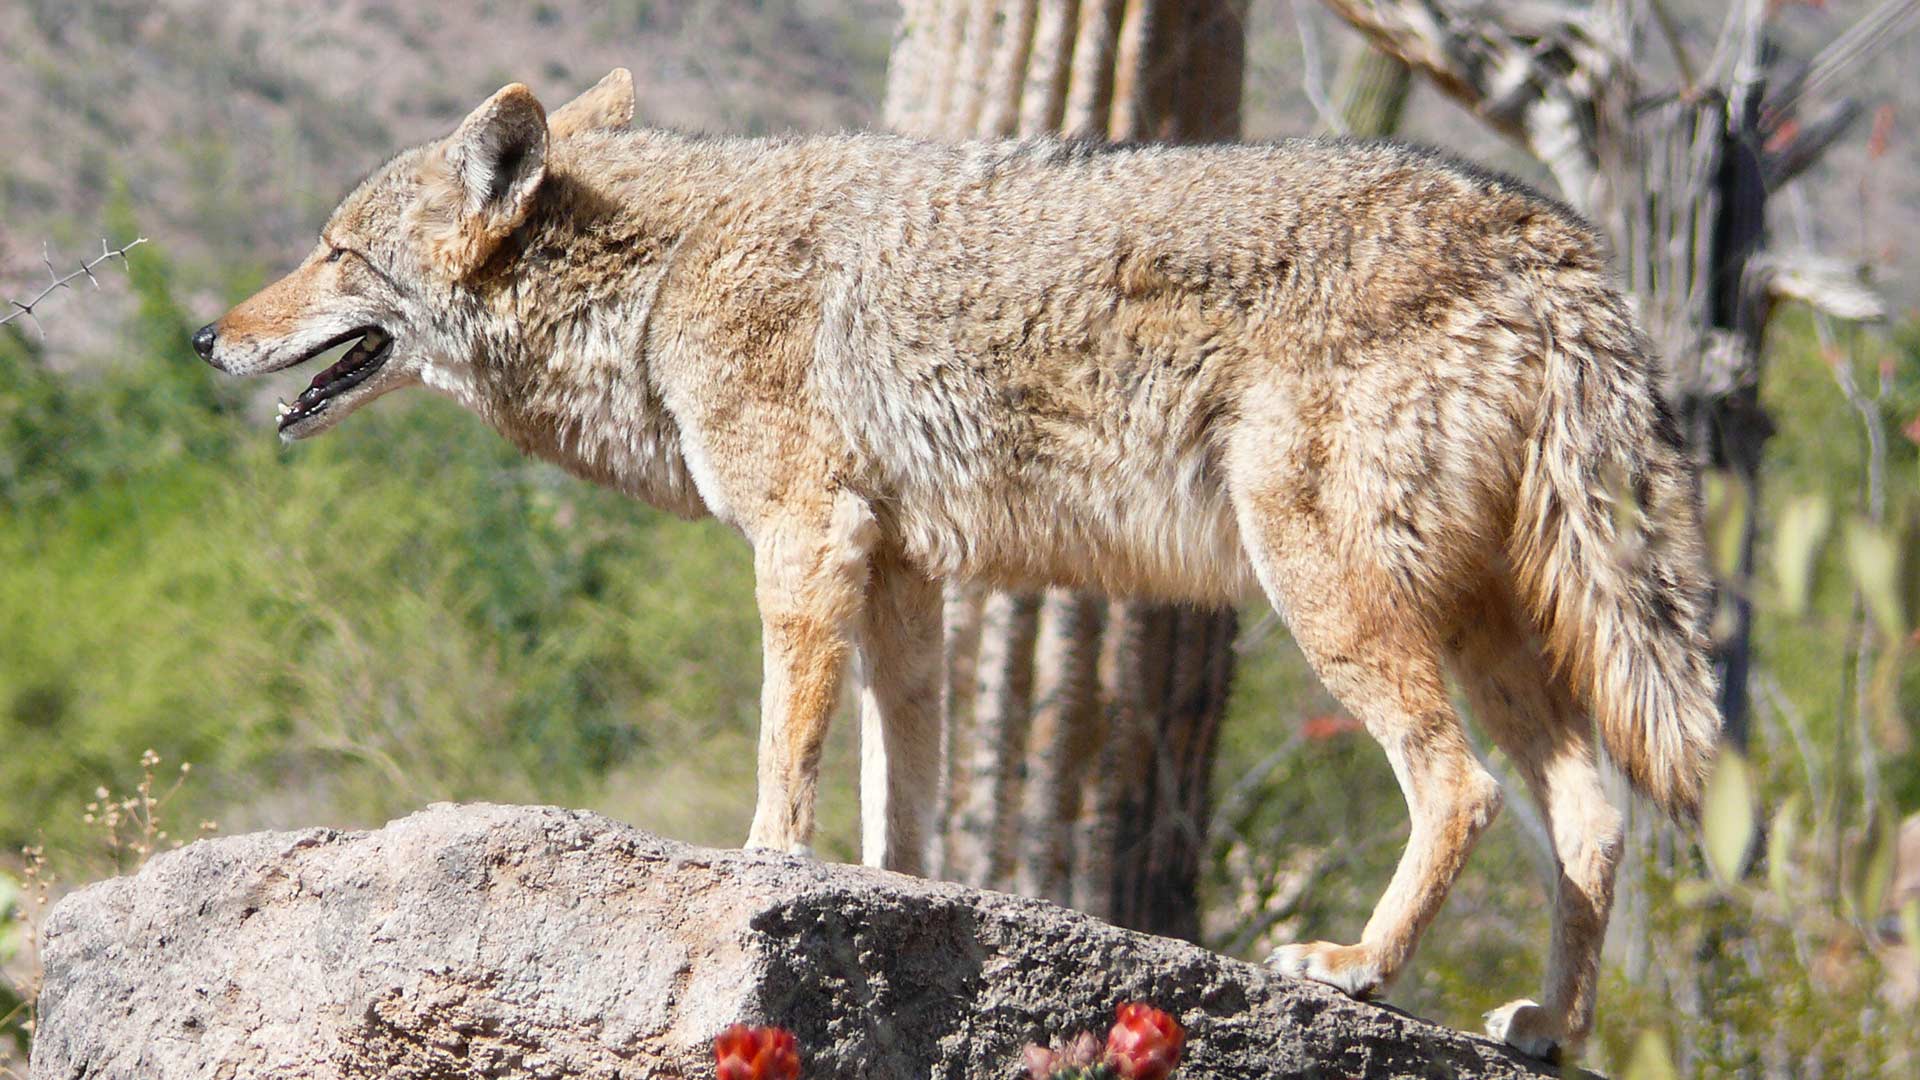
{"left": 277, "top": 327, "right": 391, "bottom": 430}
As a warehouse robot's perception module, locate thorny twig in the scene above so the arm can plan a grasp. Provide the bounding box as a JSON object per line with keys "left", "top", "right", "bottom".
{"left": 0, "top": 238, "right": 147, "bottom": 336}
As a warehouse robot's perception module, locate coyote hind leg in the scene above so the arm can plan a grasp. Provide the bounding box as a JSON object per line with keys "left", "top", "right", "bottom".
{"left": 1244, "top": 517, "right": 1503, "bottom": 998}
{"left": 1449, "top": 583, "right": 1623, "bottom": 1061}
{"left": 854, "top": 555, "right": 944, "bottom": 876}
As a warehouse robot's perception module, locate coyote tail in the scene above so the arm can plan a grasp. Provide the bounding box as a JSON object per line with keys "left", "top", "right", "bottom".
{"left": 1508, "top": 267, "right": 1722, "bottom": 821}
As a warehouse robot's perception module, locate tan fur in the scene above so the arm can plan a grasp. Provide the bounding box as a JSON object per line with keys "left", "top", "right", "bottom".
{"left": 201, "top": 75, "right": 1724, "bottom": 1058}
{"left": 1507, "top": 264, "right": 1720, "bottom": 820}
{"left": 1450, "top": 580, "right": 1623, "bottom": 1054}
{"left": 547, "top": 68, "right": 635, "bottom": 140}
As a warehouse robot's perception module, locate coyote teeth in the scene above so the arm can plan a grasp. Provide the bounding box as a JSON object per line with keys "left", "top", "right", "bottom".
{"left": 276, "top": 399, "right": 293, "bottom": 418}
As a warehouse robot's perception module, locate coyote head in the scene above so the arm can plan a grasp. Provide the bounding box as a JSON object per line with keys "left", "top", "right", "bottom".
{"left": 193, "top": 70, "right": 636, "bottom": 440}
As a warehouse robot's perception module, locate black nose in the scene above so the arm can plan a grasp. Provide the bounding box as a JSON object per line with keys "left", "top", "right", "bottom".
{"left": 191, "top": 323, "right": 218, "bottom": 361}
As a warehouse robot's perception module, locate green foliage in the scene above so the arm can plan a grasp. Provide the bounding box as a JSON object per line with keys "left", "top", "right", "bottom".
{"left": 0, "top": 241, "right": 766, "bottom": 860}
{"left": 0, "top": 328, "right": 90, "bottom": 503}
{"left": 1767, "top": 792, "right": 1804, "bottom": 905}
{"left": 1703, "top": 471, "right": 1751, "bottom": 581}
{"left": 1588, "top": 792, "right": 1915, "bottom": 1077}
{"left": 0, "top": 877, "right": 16, "bottom": 968}
{"left": 1622, "top": 1030, "right": 1679, "bottom": 1080}
{"left": 0, "top": 980, "right": 20, "bottom": 1058}
{"left": 1594, "top": 316, "right": 1920, "bottom": 1074}
{"left": 1770, "top": 494, "right": 1831, "bottom": 616}
{"left": 1846, "top": 519, "right": 1906, "bottom": 641}
{"left": 1702, "top": 751, "right": 1756, "bottom": 886}
{"left": 0, "top": 854, "right": 37, "bottom": 1058}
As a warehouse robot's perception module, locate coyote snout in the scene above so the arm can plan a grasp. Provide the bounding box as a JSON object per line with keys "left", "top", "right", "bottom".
{"left": 204, "top": 68, "right": 1720, "bottom": 1061}
{"left": 195, "top": 237, "right": 417, "bottom": 438}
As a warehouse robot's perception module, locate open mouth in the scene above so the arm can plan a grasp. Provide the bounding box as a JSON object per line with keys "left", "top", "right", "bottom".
{"left": 276, "top": 326, "right": 393, "bottom": 431}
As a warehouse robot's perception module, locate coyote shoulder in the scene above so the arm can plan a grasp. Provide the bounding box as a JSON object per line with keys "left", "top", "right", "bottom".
{"left": 198, "top": 70, "right": 1719, "bottom": 1059}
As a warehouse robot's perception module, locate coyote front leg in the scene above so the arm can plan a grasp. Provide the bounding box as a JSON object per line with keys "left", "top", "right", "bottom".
{"left": 744, "top": 491, "right": 879, "bottom": 856}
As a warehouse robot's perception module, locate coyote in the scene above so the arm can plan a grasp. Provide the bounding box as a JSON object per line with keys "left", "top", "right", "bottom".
{"left": 195, "top": 70, "right": 1720, "bottom": 1058}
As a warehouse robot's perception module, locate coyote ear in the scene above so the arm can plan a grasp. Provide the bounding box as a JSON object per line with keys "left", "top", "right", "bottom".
{"left": 549, "top": 68, "right": 635, "bottom": 140}
{"left": 413, "top": 83, "right": 549, "bottom": 279}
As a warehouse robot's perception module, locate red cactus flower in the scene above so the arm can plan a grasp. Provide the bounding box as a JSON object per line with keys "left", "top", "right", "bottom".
{"left": 714, "top": 1024, "right": 801, "bottom": 1080}
{"left": 1105, "top": 1004, "right": 1184, "bottom": 1080}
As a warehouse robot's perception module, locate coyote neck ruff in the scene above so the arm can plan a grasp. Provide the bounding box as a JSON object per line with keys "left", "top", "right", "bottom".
{"left": 199, "top": 74, "right": 1722, "bottom": 1063}
{"left": 458, "top": 136, "right": 742, "bottom": 519}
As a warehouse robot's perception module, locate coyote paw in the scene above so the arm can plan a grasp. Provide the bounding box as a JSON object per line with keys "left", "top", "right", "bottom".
{"left": 1483, "top": 999, "right": 1563, "bottom": 1063}
{"left": 743, "top": 840, "right": 815, "bottom": 861}
{"left": 1267, "top": 941, "right": 1386, "bottom": 999}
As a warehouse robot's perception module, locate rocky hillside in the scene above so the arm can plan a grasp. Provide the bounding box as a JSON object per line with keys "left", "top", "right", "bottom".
{"left": 2, "top": 0, "right": 1911, "bottom": 363}
{"left": 0, "top": 0, "right": 894, "bottom": 360}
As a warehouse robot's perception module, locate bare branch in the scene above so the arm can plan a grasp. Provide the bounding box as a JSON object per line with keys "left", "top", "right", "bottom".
{"left": 1748, "top": 251, "right": 1887, "bottom": 323}
{"left": 1316, "top": 0, "right": 1622, "bottom": 208}
{"left": 1332, "top": 37, "right": 1413, "bottom": 137}
{"left": 1764, "top": 99, "right": 1866, "bottom": 188}
{"left": 1647, "top": 0, "right": 1697, "bottom": 90}
{"left": 1, "top": 237, "right": 148, "bottom": 335}
{"left": 1317, "top": 0, "right": 1506, "bottom": 127}
{"left": 1780, "top": 0, "right": 1920, "bottom": 115}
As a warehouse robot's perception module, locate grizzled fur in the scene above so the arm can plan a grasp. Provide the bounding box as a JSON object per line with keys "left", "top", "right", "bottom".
{"left": 201, "top": 72, "right": 1721, "bottom": 1060}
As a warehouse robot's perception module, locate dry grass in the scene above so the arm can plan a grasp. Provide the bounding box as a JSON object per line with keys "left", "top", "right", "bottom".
{"left": 0, "top": 749, "right": 216, "bottom": 1072}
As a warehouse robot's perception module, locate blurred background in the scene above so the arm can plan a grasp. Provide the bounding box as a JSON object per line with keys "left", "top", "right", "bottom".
{"left": 2, "top": 0, "right": 1918, "bottom": 1075}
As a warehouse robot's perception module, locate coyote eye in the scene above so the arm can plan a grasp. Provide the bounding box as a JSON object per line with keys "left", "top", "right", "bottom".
{"left": 326, "top": 247, "right": 347, "bottom": 263}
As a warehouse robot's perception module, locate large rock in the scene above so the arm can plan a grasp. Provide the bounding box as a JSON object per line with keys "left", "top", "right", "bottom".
{"left": 30, "top": 803, "right": 1555, "bottom": 1079}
